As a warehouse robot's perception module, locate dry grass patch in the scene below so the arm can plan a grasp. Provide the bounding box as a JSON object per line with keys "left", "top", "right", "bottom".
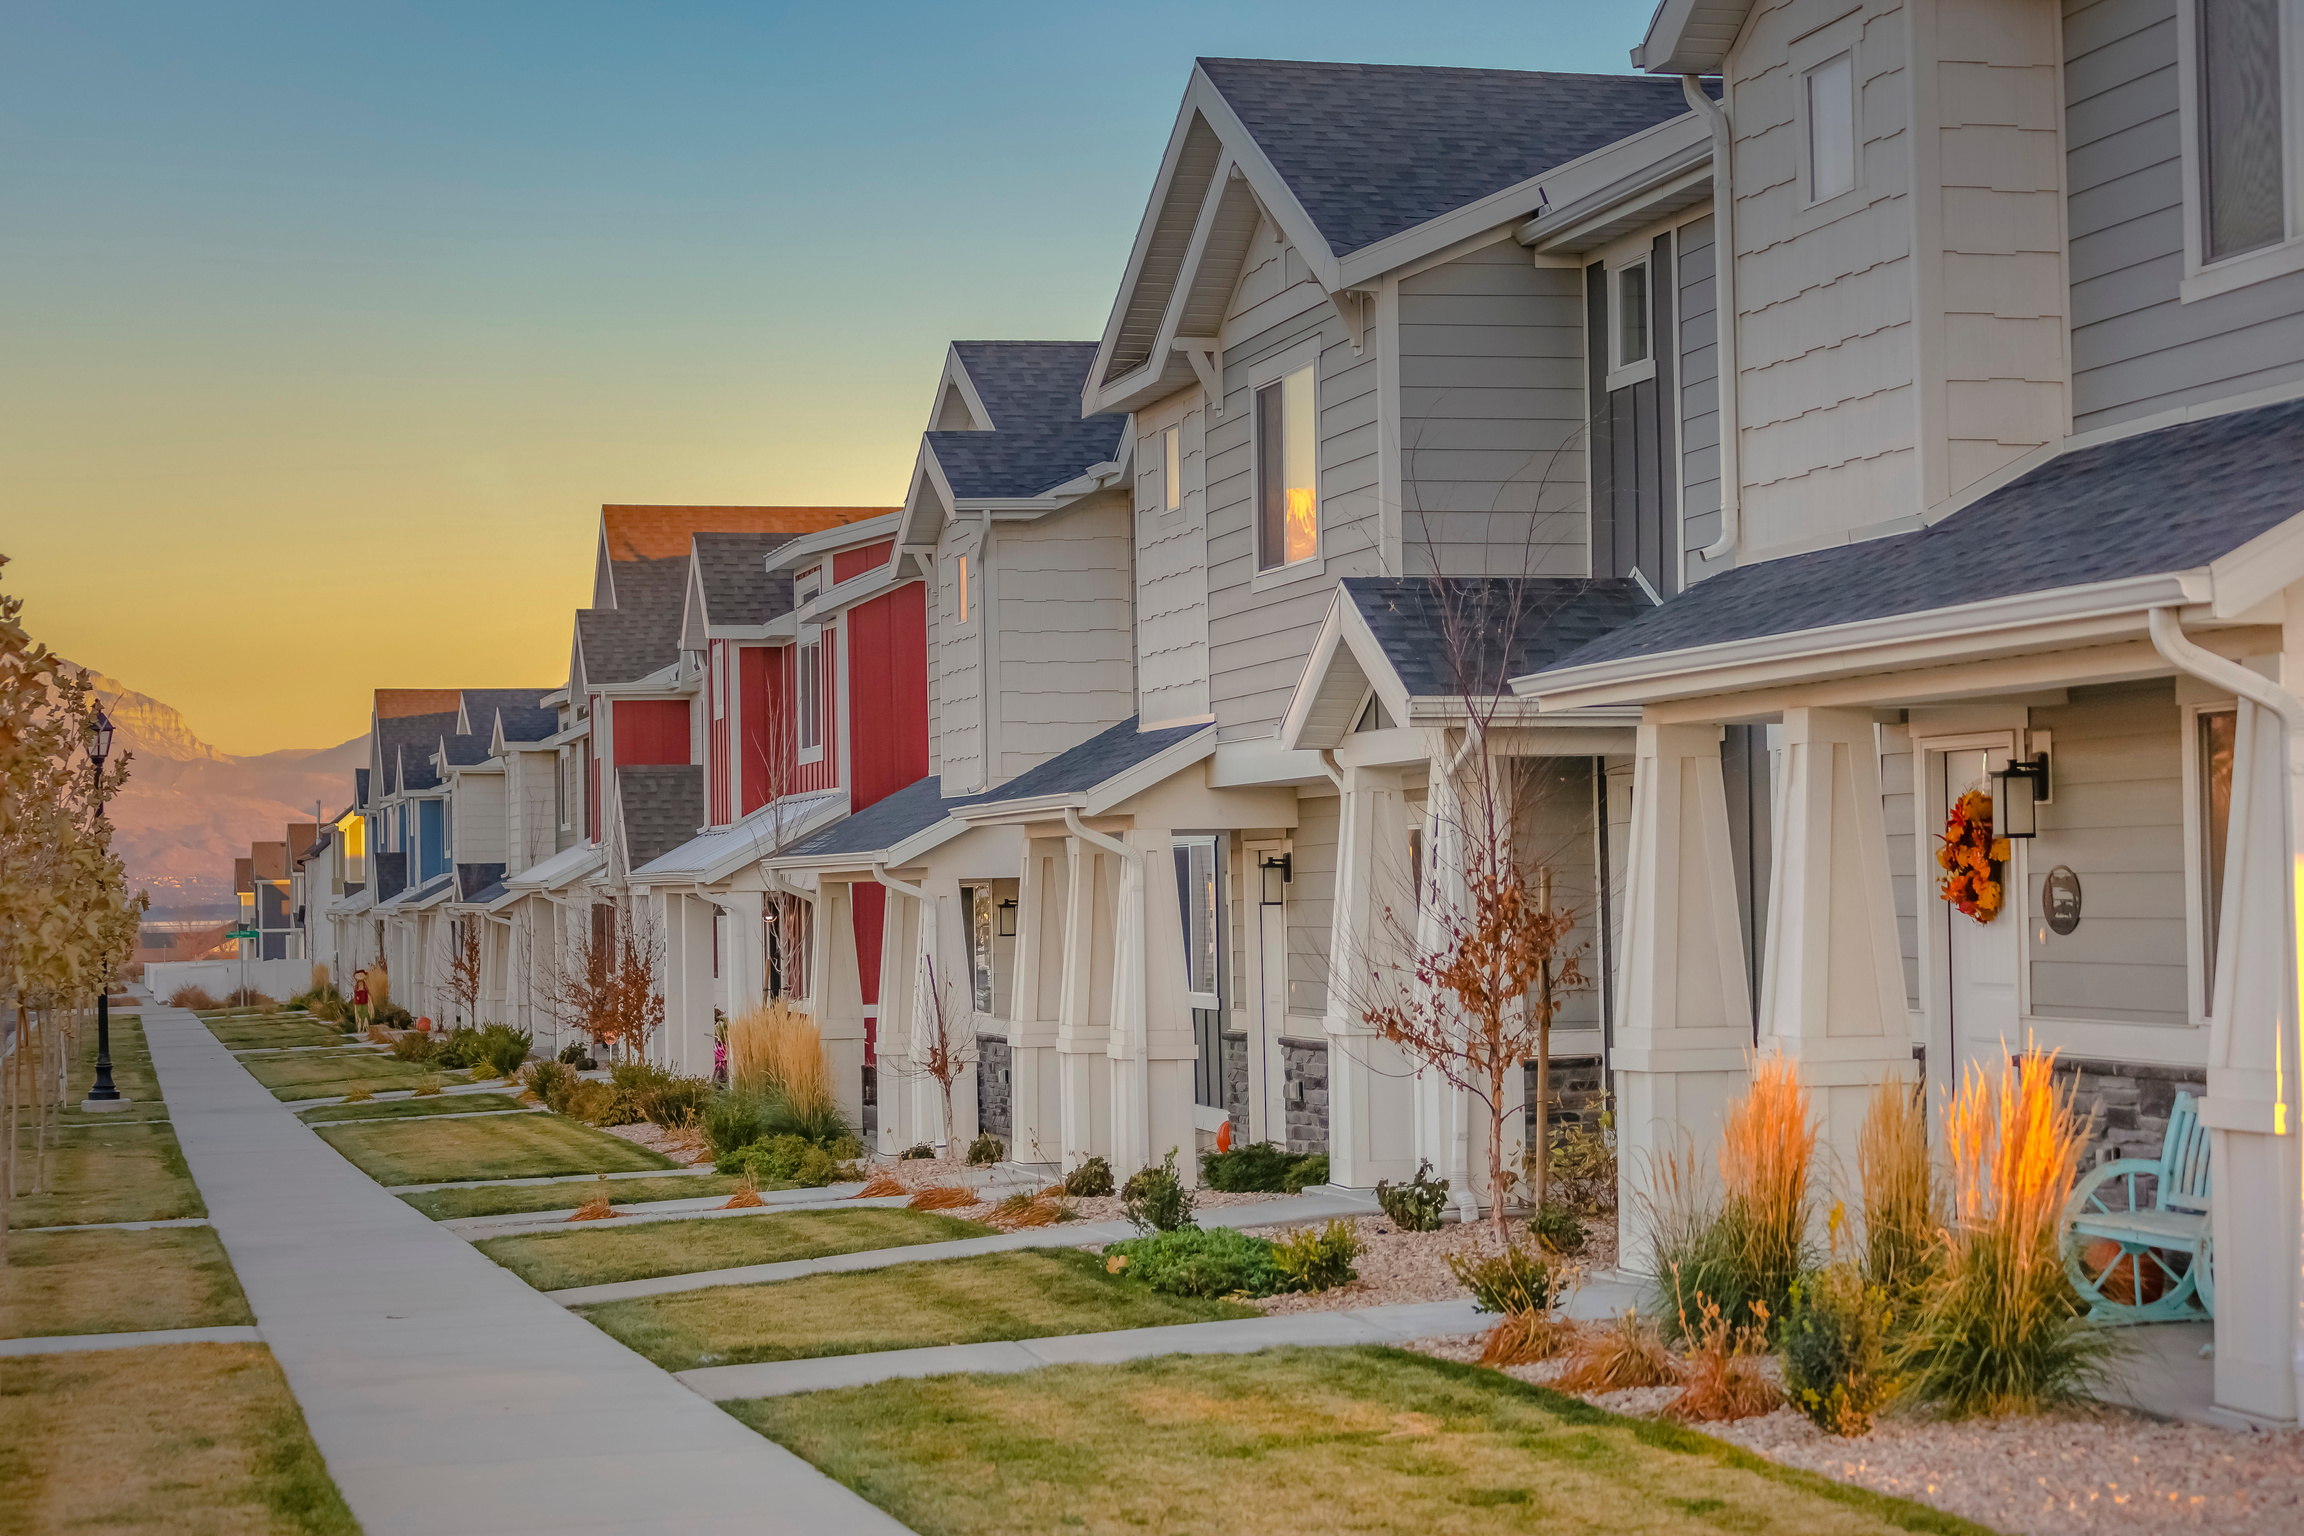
{"left": 3, "top": 1227, "right": 252, "bottom": 1339}
{"left": 0, "top": 1342, "right": 355, "bottom": 1535}
{"left": 298, "top": 1092, "right": 529, "bottom": 1125}
{"left": 205, "top": 1018, "right": 348, "bottom": 1051}
{"left": 478, "top": 1205, "right": 994, "bottom": 1290}
{"left": 7, "top": 1120, "right": 202, "bottom": 1230}
{"left": 577, "top": 1247, "right": 1257, "bottom": 1371}
{"left": 396, "top": 1172, "right": 741, "bottom": 1220}
{"left": 239, "top": 1048, "right": 440, "bottom": 1101}
{"left": 729, "top": 1345, "right": 1995, "bottom": 1536}
{"left": 56, "top": 1014, "right": 167, "bottom": 1127}
{"left": 316, "top": 1112, "right": 678, "bottom": 1186}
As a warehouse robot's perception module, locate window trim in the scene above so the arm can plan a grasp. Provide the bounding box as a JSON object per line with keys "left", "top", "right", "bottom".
{"left": 1800, "top": 50, "right": 1859, "bottom": 208}
{"left": 710, "top": 644, "right": 725, "bottom": 721}
{"left": 2178, "top": 0, "right": 2304, "bottom": 302}
{"left": 1247, "top": 338, "right": 1323, "bottom": 590}
{"left": 954, "top": 551, "right": 972, "bottom": 628}
{"left": 796, "top": 626, "right": 825, "bottom": 765}
{"left": 1162, "top": 424, "right": 1183, "bottom": 512}
{"left": 1605, "top": 252, "right": 1657, "bottom": 392}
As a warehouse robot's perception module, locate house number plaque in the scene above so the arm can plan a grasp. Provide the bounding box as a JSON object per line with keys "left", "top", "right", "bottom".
{"left": 2043, "top": 866, "right": 2082, "bottom": 936}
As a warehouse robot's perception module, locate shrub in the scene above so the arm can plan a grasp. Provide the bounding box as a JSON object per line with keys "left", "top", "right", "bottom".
{"left": 965, "top": 1133, "right": 1004, "bottom": 1166}
{"left": 558, "top": 1079, "right": 631, "bottom": 1126}
{"left": 1548, "top": 1110, "right": 1619, "bottom": 1217}
{"left": 169, "top": 984, "right": 219, "bottom": 1009}
{"left": 308, "top": 991, "right": 348, "bottom": 1024}
{"left": 1859, "top": 1079, "right": 1938, "bottom": 1299}
{"left": 1783, "top": 1259, "right": 1896, "bottom": 1436}
{"left": 1893, "top": 1053, "right": 2113, "bottom": 1418}
{"left": 723, "top": 1133, "right": 862, "bottom": 1188}
{"left": 1531, "top": 1202, "right": 1587, "bottom": 1255}
{"left": 1105, "top": 1227, "right": 1280, "bottom": 1298}
{"left": 988, "top": 1191, "right": 1070, "bottom": 1230}
{"left": 477, "top": 1024, "right": 533, "bottom": 1079}
{"left": 1271, "top": 1219, "right": 1361, "bottom": 1292}
{"left": 224, "top": 987, "right": 275, "bottom": 1009}
{"left": 339, "top": 1085, "right": 374, "bottom": 1104}
{"left": 1555, "top": 1309, "right": 1678, "bottom": 1393}
{"left": 1480, "top": 1311, "right": 1581, "bottom": 1367}
{"left": 557, "top": 1041, "right": 597, "bottom": 1068}
{"left": 391, "top": 1031, "right": 441, "bottom": 1064}
{"left": 907, "top": 1185, "right": 976, "bottom": 1210}
{"left": 1448, "top": 1239, "right": 1567, "bottom": 1316}
{"left": 1375, "top": 1160, "right": 1450, "bottom": 1231}
{"left": 1061, "top": 1156, "right": 1114, "bottom": 1197}
{"left": 1201, "top": 1141, "right": 1328, "bottom": 1193}
{"left": 725, "top": 1001, "right": 835, "bottom": 1126}
{"left": 855, "top": 1172, "right": 906, "bottom": 1197}
{"left": 1667, "top": 1292, "right": 1782, "bottom": 1423}
{"left": 434, "top": 1025, "right": 484, "bottom": 1070}
{"left": 1122, "top": 1149, "right": 1196, "bottom": 1234}
{"left": 897, "top": 1143, "right": 936, "bottom": 1161}
{"left": 631, "top": 1075, "right": 713, "bottom": 1128}
{"left": 411, "top": 1073, "right": 446, "bottom": 1097}
{"left": 704, "top": 1091, "right": 775, "bottom": 1158}
{"left": 525, "top": 1059, "right": 577, "bottom": 1112}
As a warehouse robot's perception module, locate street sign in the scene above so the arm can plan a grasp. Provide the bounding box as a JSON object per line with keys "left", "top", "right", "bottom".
{"left": 225, "top": 928, "right": 259, "bottom": 939}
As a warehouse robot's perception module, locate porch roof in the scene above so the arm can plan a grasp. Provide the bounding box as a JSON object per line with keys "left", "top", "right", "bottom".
{"left": 505, "top": 840, "right": 604, "bottom": 894}
{"left": 1521, "top": 397, "right": 2304, "bottom": 698}
{"left": 770, "top": 776, "right": 980, "bottom": 867}
{"left": 631, "top": 789, "right": 849, "bottom": 885}
{"left": 617, "top": 765, "right": 705, "bottom": 869}
{"left": 953, "top": 715, "right": 1218, "bottom": 818}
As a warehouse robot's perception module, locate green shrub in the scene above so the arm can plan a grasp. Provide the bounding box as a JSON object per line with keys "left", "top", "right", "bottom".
{"left": 556, "top": 1041, "right": 596, "bottom": 1068}
{"left": 1782, "top": 1261, "right": 1897, "bottom": 1436}
{"left": 1122, "top": 1148, "right": 1196, "bottom": 1234}
{"left": 1448, "top": 1239, "right": 1569, "bottom": 1315}
{"left": 476, "top": 1023, "right": 533, "bottom": 1078}
{"left": 630, "top": 1075, "right": 714, "bottom": 1128}
{"left": 559, "top": 1079, "right": 632, "bottom": 1126}
{"left": 1200, "top": 1140, "right": 1328, "bottom": 1193}
{"left": 524, "top": 1059, "right": 577, "bottom": 1112}
{"left": 1272, "top": 1219, "right": 1361, "bottom": 1292}
{"left": 704, "top": 1091, "right": 776, "bottom": 1157}
{"left": 724, "top": 1134, "right": 861, "bottom": 1188}
{"left": 898, "top": 1143, "right": 936, "bottom": 1161}
{"left": 434, "top": 1026, "right": 484, "bottom": 1070}
{"left": 1548, "top": 1111, "right": 1619, "bottom": 1217}
{"left": 1062, "top": 1156, "right": 1114, "bottom": 1197}
{"left": 609, "top": 1060, "right": 675, "bottom": 1095}
{"left": 966, "top": 1133, "right": 1004, "bottom": 1166}
{"left": 1531, "top": 1202, "right": 1587, "bottom": 1255}
{"left": 1375, "top": 1159, "right": 1449, "bottom": 1231}
{"left": 1105, "top": 1227, "right": 1279, "bottom": 1298}
{"left": 390, "top": 1031, "right": 440, "bottom": 1064}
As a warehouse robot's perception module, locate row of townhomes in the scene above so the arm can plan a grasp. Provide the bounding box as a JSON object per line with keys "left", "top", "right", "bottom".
{"left": 295, "top": 0, "right": 2304, "bottom": 1427}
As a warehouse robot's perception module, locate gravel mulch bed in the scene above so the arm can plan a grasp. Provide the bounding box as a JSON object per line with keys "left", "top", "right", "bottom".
{"left": 600, "top": 1121, "right": 711, "bottom": 1166}
{"left": 1230, "top": 1210, "right": 1619, "bottom": 1316}
{"left": 866, "top": 1157, "right": 1295, "bottom": 1226}
{"left": 1403, "top": 1330, "right": 2304, "bottom": 1535}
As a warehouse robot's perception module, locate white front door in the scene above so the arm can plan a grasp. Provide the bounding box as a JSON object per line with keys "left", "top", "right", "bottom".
{"left": 1940, "top": 746, "right": 2020, "bottom": 1085}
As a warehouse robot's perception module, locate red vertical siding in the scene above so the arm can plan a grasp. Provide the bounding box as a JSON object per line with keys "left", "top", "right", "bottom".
{"left": 845, "top": 583, "right": 929, "bottom": 812}
{"left": 832, "top": 540, "right": 894, "bottom": 585}
{"left": 612, "top": 699, "right": 691, "bottom": 766}
{"left": 852, "top": 880, "right": 885, "bottom": 1017}
{"left": 585, "top": 703, "right": 601, "bottom": 843}
{"left": 709, "top": 642, "right": 731, "bottom": 825}
{"left": 739, "top": 645, "right": 773, "bottom": 817}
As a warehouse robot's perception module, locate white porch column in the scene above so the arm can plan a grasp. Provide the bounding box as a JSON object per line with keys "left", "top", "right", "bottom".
{"left": 1757, "top": 705, "right": 1914, "bottom": 1192}
{"left": 1413, "top": 750, "right": 1480, "bottom": 1221}
{"left": 875, "top": 888, "right": 923, "bottom": 1155}
{"left": 2201, "top": 697, "right": 2303, "bottom": 1426}
{"left": 1006, "top": 836, "right": 1065, "bottom": 1165}
{"left": 1054, "top": 835, "right": 1114, "bottom": 1169}
{"left": 813, "top": 880, "right": 869, "bottom": 1129}
{"left": 1615, "top": 719, "right": 1757, "bottom": 1266}
{"left": 655, "top": 891, "right": 714, "bottom": 1077}
{"left": 1108, "top": 826, "right": 1196, "bottom": 1185}
{"left": 1323, "top": 765, "right": 1418, "bottom": 1190}
{"left": 718, "top": 890, "right": 766, "bottom": 1019}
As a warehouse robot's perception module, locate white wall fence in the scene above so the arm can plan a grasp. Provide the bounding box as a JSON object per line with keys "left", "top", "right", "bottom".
{"left": 144, "top": 958, "right": 317, "bottom": 1004}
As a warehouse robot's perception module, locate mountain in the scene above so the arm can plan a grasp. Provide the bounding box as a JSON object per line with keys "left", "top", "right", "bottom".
{"left": 65, "top": 663, "right": 369, "bottom": 905}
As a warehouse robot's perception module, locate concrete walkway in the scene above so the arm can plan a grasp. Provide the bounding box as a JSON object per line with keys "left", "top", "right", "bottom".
{"left": 3, "top": 1325, "right": 263, "bottom": 1357}
{"left": 139, "top": 1001, "right": 911, "bottom": 1536}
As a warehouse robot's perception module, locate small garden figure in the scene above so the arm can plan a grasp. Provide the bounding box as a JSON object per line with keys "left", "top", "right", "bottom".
{"left": 351, "top": 969, "right": 371, "bottom": 1030}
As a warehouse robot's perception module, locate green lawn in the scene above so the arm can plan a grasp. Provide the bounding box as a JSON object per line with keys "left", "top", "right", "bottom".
{"left": 479, "top": 1206, "right": 994, "bottom": 1290}
{"left": 733, "top": 1346, "right": 1993, "bottom": 1536}
{"left": 316, "top": 1112, "right": 678, "bottom": 1186}
{"left": 239, "top": 1047, "right": 450, "bottom": 1100}
{"left": 54, "top": 1013, "right": 168, "bottom": 1128}
{"left": 578, "top": 1248, "right": 1259, "bottom": 1371}
{"left": 399, "top": 1172, "right": 743, "bottom": 1220}
{"left": 8, "top": 1120, "right": 203, "bottom": 1230}
{"left": 3, "top": 1226, "right": 253, "bottom": 1339}
{"left": 207, "top": 1017, "right": 351, "bottom": 1050}
{"left": 300, "top": 1092, "right": 531, "bottom": 1125}
{"left": 0, "top": 1342, "right": 357, "bottom": 1535}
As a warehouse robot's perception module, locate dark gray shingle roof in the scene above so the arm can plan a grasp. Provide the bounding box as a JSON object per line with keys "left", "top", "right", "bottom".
{"left": 379, "top": 711, "right": 456, "bottom": 793}
{"left": 694, "top": 532, "right": 799, "bottom": 625}
{"left": 618, "top": 765, "right": 705, "bottom": 869}
{"left": 779, "top": 776, "right": 975, "bottom": 861}
{"left": 354, "top": 768, "right": 370, "bottom": 809}
{"left": 926, "top": 341, "right": 1128, "bottom": 500}
{"left": 373, "top": 852, "right": 407, "bottom": 903}
{"left": 1536, "top": 397, "right": 2304, "bottom": 678}
{"left": 443, "top": 731, "right": 493, "bottom": 768}
{"left": 1345, "top": 577, "right": 1651, "bottom": 695}
{"left": 495, "top": 706, "right": 559, "bottom": 743}
{"left": 1198, "top": 58, "right": 1698, "bottom": 256}
{"left": 456, "top": 862, "right": 506, "bottom": 902}
{"left": 974, "top": 716, "right": 1209, "bottom": 807}
{"left": 578, "top": 555, "right": 692, "bottom": 684}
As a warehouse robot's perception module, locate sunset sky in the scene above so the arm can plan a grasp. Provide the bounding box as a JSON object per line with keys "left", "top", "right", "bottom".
{"left": 4, "top": 0, "right": 1650, "bottom": 755}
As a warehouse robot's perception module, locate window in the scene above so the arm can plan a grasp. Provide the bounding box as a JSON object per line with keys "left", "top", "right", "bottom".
{"left": 797, "top": 627, "right": 824, "bottom": 759}
{"left": 956, "top": 553, "right": 970, "bottom": 625}
{"left": 711, "top": 646, "right": 725, "bottom": 721}
{"left": 1176, "top": 837, "right": 1220, "bottom": 1002}
{"left": 1254, "top": 365, "right": 1316, "bottom": 570}
{"left": 967, "top": 885, "right": 995, "bottom": 1015}
{"left": 1162, "top": 425, "right": 1182, "bottom": 512}
{"left": 2199, "top": 0, "right": 2286, "bottom": 262}
{"left": 2198, "top": 707, "right": 2237, "bottom": 1010}
{"left": 1613, "top": 259, "right": 1650, "bottom": 368}
{"left": 1804, "top": 53, "right": 1857, "bottom": 204}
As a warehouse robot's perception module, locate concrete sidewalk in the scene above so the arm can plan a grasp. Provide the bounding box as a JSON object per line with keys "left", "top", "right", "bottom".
{"left": 141, "top": 1002, "right": 912, "bottom": 1536}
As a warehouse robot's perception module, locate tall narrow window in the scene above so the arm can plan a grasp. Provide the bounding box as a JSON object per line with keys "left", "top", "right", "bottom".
{"left": 967, "top": 885, "right": 995, "bottom": 1015}
{"left": 1162, "top": 425, "right": 1182, "bottom": 511}
{"left": 1614, "top": 259, "right": 1650, "bottom": 367}
{"left": 1255, "top": 365, "right": 1316, "bottom": 570}
{"left": 711, "top": 646, "right": 725, "bottom": 720}
{"left": 1805, "top": 53, "right": 1857, "bottom": 203}
{"left": 2199, "top": 0, "right": 2286, "bottom": 261}
{"left": 956, "top": 553, "right": 970, "bottom": 624}
{"left": 797, "top": 629, "right": 823, "bottom": 755}
{"left": 2199, "top": 708, "right": 2237, "bottom": 1011}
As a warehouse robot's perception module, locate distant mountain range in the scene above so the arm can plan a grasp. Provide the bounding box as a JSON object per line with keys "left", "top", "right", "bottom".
{"left": 67, "top": 663, "right": 369, "bottom": 906}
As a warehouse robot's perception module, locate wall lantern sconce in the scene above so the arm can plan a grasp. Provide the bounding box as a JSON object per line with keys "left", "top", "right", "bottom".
{"left": 1993, "top": 752, "right": 2052, "bottom": 839}
{"left": 1259, "top": 851, "right": 1293, "bottom": 906}
{"left": 995, "top": 898, "right": 1017, "bottom": 938}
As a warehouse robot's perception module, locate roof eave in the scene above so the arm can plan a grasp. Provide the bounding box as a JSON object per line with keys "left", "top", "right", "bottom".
{"left": 1631, "top": 0, "right": 1755, "bottom": 75}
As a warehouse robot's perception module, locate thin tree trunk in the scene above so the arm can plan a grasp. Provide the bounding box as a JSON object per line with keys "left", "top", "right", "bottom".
{"left": 1533, "top": 866, "right": 1554, "bottom": 1218}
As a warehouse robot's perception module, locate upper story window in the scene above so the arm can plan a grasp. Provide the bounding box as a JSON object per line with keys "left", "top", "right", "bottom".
{"left": 1804, "top": 53, "right": 1857, "bottom": 204}
{"left": 1255, "top": 364, "right": 1317, "bottom": 571}
{"left": 796, "top": 568, "right": 821, "bottom": 609}
{"left": 2199, "top": 0, "right": 2286, "bottom": 261}
{"left": 710, "top": 646, "right": 726, "bottom": 721}
{"left": 955, "top": 553, "right": 971, "bottom": 625}
{"left": 797, "top": 627, "right": 824, "bottom": 762}
{"left": 1162, "top": 425, "right": 1182, "bottom": 512}
{"left": 1613, "top": 258, "right": 1650, "bottom": 368}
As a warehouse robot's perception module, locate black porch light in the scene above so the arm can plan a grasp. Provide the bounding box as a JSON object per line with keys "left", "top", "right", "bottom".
{"left": 1259, "top": 851, "right": 1293, "bottom": 905}
{"left": 1993, "top": 752, "right": 2051, "bottom": 839}
{"left": 995, "top": 898, "right": 1017, "bottom": 938}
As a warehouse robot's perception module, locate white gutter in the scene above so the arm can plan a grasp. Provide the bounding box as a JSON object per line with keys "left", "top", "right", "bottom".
{"left": 1063, "top": 807, "right": 1137, "bottom": 870}
{"left": 1683, "top": 74, "right": 1740, "bottom": 565}
{"left": 2149, "top": 605, "right": 2304, "bottom": 1141}
{"left": 871, "top": 864, "right": 928, "bottom": 902}
{"left": 763, "top": 867, "right": 815, "bottom": 905}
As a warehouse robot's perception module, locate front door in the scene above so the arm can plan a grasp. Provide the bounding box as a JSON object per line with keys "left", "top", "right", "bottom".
{"left": 1939, "top": 746, "right": 2020, "bottom": 1087}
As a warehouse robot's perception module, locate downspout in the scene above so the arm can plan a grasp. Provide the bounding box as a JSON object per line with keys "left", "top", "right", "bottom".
{"left": 1317, "top": 749, "right": 1346, "bottom": 792}
{"left": 2148, "top": 604, "right": 2302, "bottom": 1140}
{"left": 1683, "top": 74, "right": 1740, "bottom": 565}
{"left": 869, "top": 864, "right": 927, "bottom": 902}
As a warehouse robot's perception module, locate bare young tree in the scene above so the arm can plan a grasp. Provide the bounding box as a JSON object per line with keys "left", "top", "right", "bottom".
{"left": 444, "top": 916, "right": 483, "bottom": 1026}
{"left": 899, "top": 953, "right": 975, "bottom": 1157}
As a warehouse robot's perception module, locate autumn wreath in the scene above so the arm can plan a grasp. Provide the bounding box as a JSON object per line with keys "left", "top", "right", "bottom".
{"left": 1936, "top": 788, "right": 2011, "bottom": 923}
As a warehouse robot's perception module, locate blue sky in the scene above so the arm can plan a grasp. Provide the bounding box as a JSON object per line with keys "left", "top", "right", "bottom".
{"left": 1, "top": 0, "right": 1660, "bottom": 750}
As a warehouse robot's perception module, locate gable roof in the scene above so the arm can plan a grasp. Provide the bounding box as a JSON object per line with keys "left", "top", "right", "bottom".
{"left": 599, "top": 506, "right": 881, "bottom": 562}
{"left": 616, "top": 765, "right": 705, "bottom": 869}
{"left": 692, "top": 531, "right": 800, "bottom": 627}
{"left": 1523, "top": 396, "right": 2304, "bottom": 697}
{"left": 459, "top": 689, "right": 549, "bottom": 735}
{"left": 575, "top": 555, "right": 692, "bottom": 688}
{"left": 375, "top": 688, "right": 460, "bottom": 719}
{"left": 774, "top": 775, "right": 974, "bottom": 864}
{"left": 960, "top": 716, "right": 1217, "bottom": 816}
{"left": 374, "top": 710, "right": 456, "bottom": 795}
{"left": 924, "top": 342, "right": 1129, "bottom": 502}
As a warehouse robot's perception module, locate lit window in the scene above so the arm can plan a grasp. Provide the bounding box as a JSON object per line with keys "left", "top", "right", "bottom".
{"left": 1255, "top": 365, "right": 1316, "bottom": 570}
{"left": 956, "top": 553, "right": 970, "bottom": 625}
{"left": 1805, "top": 53, "right": 1857, "bottom": 203}
{"left": 2198, "top": 0, "right": 2286, "bottom": 261}
{"left": 2199, "top": 708, "right": 2237, "bottom": 1011}
{"left": 1163, "top": 425, "right": 1182, "bottom": 512}
{"left": 1614, "top": 259, "right": 1650, "bottom": 368}
{"left": 798, "top": 630, "right": 823, "bottom": 755}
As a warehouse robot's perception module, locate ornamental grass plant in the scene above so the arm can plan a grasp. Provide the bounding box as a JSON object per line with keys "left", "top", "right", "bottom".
{"left": 1893, "top": 1051, "right": 2114, "bottom": 1418}
{"left": 1666, "top": 1294, "right": 1782, "bottom": 1423}
{"left": 1858, "top": 1078, "right": 1938, "bottom": 1298}
{"left": 727, "top": 1000, "right": 833, "bottom": 1117}
{"left": 1554, "top": 1308, "right": 1678, "bottom": 1393}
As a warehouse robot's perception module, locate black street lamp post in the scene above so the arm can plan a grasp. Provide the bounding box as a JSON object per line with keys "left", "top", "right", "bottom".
{"left": 84, "top": 700, "right": 123, "bottom": 1108}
